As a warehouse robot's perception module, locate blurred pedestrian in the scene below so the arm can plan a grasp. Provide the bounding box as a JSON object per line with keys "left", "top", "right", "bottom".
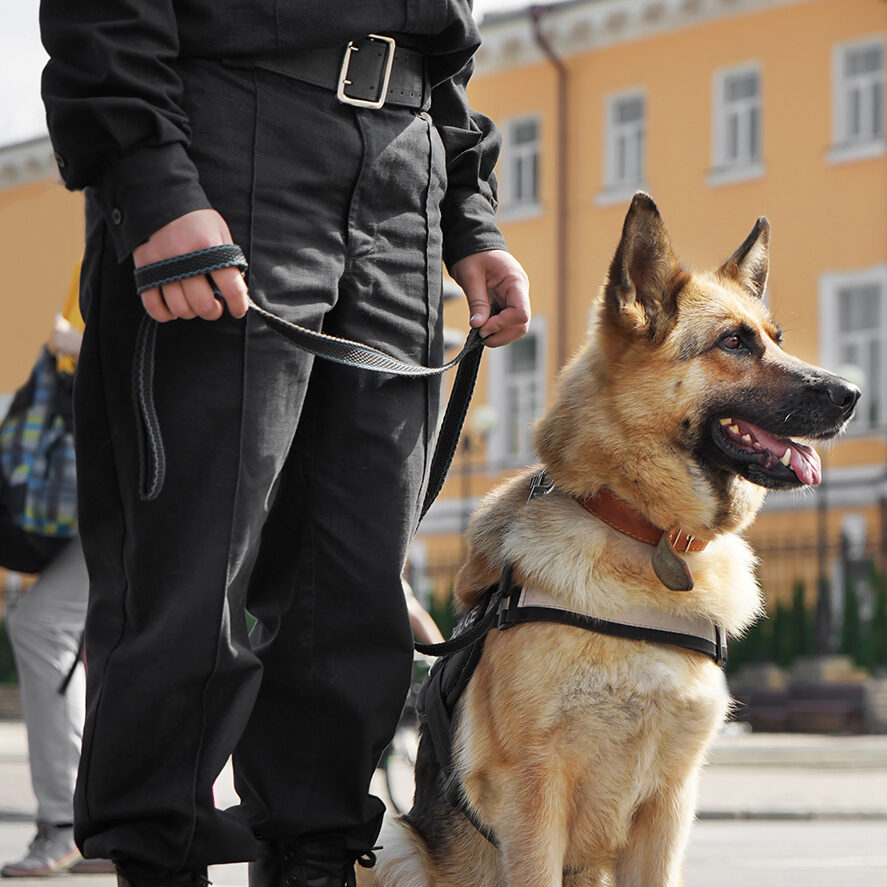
{"left": 1, "top": 540, "right": 88, "bottom": 878}
{"left": 403, "top": 579, "right": 445, "bottom": 647}
{"left": 0, "top": 276, "right": 112, "bottom": 878}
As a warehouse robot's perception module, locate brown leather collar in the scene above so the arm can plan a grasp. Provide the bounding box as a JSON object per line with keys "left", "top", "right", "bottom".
{"left": 576, "top": 488, "right": 709, "bottom": 553}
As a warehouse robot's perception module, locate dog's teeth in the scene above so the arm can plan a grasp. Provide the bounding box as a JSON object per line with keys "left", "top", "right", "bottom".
{"left": 781, "top": 448, "right": 792, "bottom": 466}
{"left": 742, "top": 434, "right": 753, "bottom": 443}
{"left": 729, "top": 424, "right": 741, "bottom": 434}
{"left": 719, "top": 418, "right": 732, "bottom": 426}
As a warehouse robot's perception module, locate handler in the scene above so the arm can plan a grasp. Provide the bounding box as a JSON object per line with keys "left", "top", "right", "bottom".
{"left": 38, "top": 3, "right": 530, "bottom": 887}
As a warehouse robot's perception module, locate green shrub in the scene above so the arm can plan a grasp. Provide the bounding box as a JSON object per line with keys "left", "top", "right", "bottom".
{"left": 839, "top": 572, "right": 863, "bottom": 662}
{"left": 0, "top": 622, "right": 16, "bottom": 684}
{"left": 789, "top": 580, "right": 813, "bottom": 659}
{"left": 869, "top": 569, "right": 887, "bottom": 670}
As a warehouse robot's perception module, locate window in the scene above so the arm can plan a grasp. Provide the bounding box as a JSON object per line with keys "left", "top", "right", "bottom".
{"left": 488, "top": 319, "right": 547, "bottom": 463}
{"left": 710, "top": 64, "right": 763, "bottom": 184}
{"left": 605, "top": 91, "right": 646, "bottom": 191}
{"left": 820, "top": 266, "right": 887, "bottom": 433}
{"left": 502, "top": 116, "right": 540, "bottom": 212}
{"left": 831, "top": 37, "right": 885, "bottom": 163}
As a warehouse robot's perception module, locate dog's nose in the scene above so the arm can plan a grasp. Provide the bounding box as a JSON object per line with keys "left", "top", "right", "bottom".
{"left": 826, "top": 376, "right": 861, "bottom": 413}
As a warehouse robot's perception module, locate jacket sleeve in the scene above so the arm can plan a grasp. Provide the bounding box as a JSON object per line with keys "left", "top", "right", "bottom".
{"left": 430, "top": 56, "right": 509, "bottom": 271}
{"left": 39, "top": 0, "right": 212, "bottom": 260}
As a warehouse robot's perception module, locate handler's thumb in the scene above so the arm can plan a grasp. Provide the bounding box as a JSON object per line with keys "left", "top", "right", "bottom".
{"left": 456, "top": 263, "right": 491, "bottom": 329}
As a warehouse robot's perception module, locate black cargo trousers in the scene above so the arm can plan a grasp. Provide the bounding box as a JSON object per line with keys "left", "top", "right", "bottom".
{"left": 72, "top": 56, "right": 445, "bottom": 873}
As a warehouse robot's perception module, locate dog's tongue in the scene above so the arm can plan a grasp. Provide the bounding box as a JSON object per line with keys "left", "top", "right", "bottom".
{"left": 751, "top": 425, "right": 822, "bottom": 485}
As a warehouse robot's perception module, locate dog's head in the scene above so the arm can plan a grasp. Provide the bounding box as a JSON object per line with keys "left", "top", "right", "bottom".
{"left": 535, "top": 193, "right": 860, "bottom": 534}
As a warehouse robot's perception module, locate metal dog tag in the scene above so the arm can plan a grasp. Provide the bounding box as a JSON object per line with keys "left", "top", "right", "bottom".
{"left": 652, "top": 534, "right": 695, "bottom": 591}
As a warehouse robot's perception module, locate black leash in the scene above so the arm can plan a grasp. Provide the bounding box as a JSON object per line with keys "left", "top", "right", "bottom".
{"left": 132, "top": 245, "right": 485, "bottom": 516}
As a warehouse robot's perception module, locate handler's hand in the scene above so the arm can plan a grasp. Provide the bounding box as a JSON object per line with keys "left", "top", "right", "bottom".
{"left": 133, "top": 209, "right": 249, "bottom": 323}
{"left": 450, "top": 249, "right": 530, "bottom": 347}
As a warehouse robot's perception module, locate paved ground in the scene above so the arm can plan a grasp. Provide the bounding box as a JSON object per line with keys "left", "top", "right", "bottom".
{"left": 2, "top": 721, "right": 887, "bottom": 884}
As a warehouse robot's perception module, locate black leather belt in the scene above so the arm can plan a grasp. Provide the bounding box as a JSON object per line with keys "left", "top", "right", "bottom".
{"left": 250, "top": 34, "right": 427, "bottom": 111}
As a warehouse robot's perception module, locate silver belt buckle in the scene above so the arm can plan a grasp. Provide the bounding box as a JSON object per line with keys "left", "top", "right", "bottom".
{"left": 337, "top": 34, "right": 396, "bottom": 110}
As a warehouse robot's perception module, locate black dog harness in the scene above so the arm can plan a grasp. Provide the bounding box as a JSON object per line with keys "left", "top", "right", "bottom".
{"left": 416, "top": 525, "right": 728, "bottom": 846}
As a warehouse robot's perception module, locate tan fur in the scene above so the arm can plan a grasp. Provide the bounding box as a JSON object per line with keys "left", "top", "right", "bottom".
{"left": 360, "top": 194, "right": 854, "bottom": 887}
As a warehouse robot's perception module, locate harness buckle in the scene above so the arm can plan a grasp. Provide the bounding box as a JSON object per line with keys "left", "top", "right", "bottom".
{"left": 497, "top": 596, "right": 512, "bottom": 630}
{"left": 494, "top": 582, "right": 518, "bottom": 630}
{"left": 337, "top": 34, "right": 396, "bottom": 110}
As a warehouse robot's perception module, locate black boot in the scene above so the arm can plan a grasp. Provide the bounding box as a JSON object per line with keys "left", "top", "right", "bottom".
{"left": 115, "top": 863, "right": 209, "bottom": 887}
{"left": 280, "top": 846, "right": 354, "bottom": 887}
{"left": 248, "top": 838, "right": 375, "bottom": 887}
{"left": 248, "top": 839, "right": 282, "bottom": 887}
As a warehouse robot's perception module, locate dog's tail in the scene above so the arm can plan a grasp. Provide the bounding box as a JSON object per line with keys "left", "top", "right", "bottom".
{"left": 357, "top": 818, "right": 435, "bottom": 887}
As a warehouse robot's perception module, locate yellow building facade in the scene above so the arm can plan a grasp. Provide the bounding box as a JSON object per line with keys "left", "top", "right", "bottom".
{"left": 0, "top": 3, "right": 884, "bottom": 621}
{"left": 0, "top": 138, "right": 83, "bottom": 593}
{"left": 415, "top": 0, "right": 887, "bottom": 616}
{"left": 0, "top": 137, "right": 84, "bottom": 395}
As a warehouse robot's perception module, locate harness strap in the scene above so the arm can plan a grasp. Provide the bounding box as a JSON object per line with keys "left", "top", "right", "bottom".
{"left": 497, "top": 586, "right": 727, "bottom": 666}
{"left": 131, "top": 245, "right": 484, "bottom": 515}
{"left": 413, "top": 572, "right": 505, "bottom": 658}
{"left": 415, "top": 568, "right": 512, "bottom": 772}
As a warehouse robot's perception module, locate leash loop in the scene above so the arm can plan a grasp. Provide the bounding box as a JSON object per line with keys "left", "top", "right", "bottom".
{"left": 131, "top": 245, "right": 486, "bottom": 508}
{"left": 133, "top": 245, "right": 248, "bottom": 294}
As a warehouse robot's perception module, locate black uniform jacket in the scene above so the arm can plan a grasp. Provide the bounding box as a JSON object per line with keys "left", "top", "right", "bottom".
{"left": 39, "top": 0, "right": 507, "bottom": 267}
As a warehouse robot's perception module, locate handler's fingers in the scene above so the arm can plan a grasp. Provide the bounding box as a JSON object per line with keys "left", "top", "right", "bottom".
{"left": 210, "top": 265, "right": 249, "bottom": 319}
{"left": 181, "top": 275, "right": 223, "bottom": 321}
{"left": 479, "top": 306, "right": 531, "bottom": 348}
{"left": 478, "top": 278, "right": 531, "bottom": 347}
{"left": 160, "top": 281, "right": 198, "bottom": 320}
{"left": 141, "top": 288, "right": 176, "bottom": 323}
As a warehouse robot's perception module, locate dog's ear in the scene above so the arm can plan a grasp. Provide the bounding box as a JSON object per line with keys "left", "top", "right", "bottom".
{"left": 604, "top": 192, "right": 688, "bottom": 341}
{"left": 718, "top": 217, "right": 770, "bottom": 299}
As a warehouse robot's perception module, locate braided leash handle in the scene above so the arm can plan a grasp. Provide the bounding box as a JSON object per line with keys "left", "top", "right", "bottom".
{"left": 133, "top": 245, "right": 248, "bottom": 294}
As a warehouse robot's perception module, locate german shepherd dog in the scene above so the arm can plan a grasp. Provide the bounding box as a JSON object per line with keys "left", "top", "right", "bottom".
{"left": 362, "top": 193, "right": 860, "bottom": 887}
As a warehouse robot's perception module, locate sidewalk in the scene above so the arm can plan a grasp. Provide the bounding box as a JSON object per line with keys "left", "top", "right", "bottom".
{"left": 697, "top": 727, "right": 887, "bottom": 820}
{"left": 2, "top": 720, "right": 887, "bottom": 884}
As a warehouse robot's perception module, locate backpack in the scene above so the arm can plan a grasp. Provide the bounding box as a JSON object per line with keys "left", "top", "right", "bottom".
{"left": 0, "top": 346, "right": 77, "bottom": 571}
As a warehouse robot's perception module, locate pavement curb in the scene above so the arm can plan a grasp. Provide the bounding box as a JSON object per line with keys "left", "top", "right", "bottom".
{"left": 0, "top": 810, "right": 33, "bottom": 823}
{"left": 697, "top": 809, "right": 887, "bottom": 821}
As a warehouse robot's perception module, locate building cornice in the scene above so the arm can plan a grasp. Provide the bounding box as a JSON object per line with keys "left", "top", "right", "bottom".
{"left": 476, "top": 0, "right": 817, "bottom": 75}
{"left": 0, "top": 136, "right": 57, "bottom": 191}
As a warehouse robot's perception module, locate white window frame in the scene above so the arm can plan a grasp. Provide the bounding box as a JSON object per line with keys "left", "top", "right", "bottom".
{"left": 597, "top": 88, "right": 647, "bottom": 205}
{"left": 708, "top": 62, "right": 764, "bottom": 186}
{"left": 829, "top": 35, "right": 885, "bottom": 165}
{"left": 500, "top": 114, "right": 541, "bottom": 220}
{"left": 819, "top": 264, "right": 887, "bottom": 435}
{"left": 487, "top": 317, "right": 547, "bottom": 465}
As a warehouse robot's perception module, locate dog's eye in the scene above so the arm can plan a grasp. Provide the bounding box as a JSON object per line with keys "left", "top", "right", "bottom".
{"left": 719, "top": 333, "right": 744, "bottom": 351}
